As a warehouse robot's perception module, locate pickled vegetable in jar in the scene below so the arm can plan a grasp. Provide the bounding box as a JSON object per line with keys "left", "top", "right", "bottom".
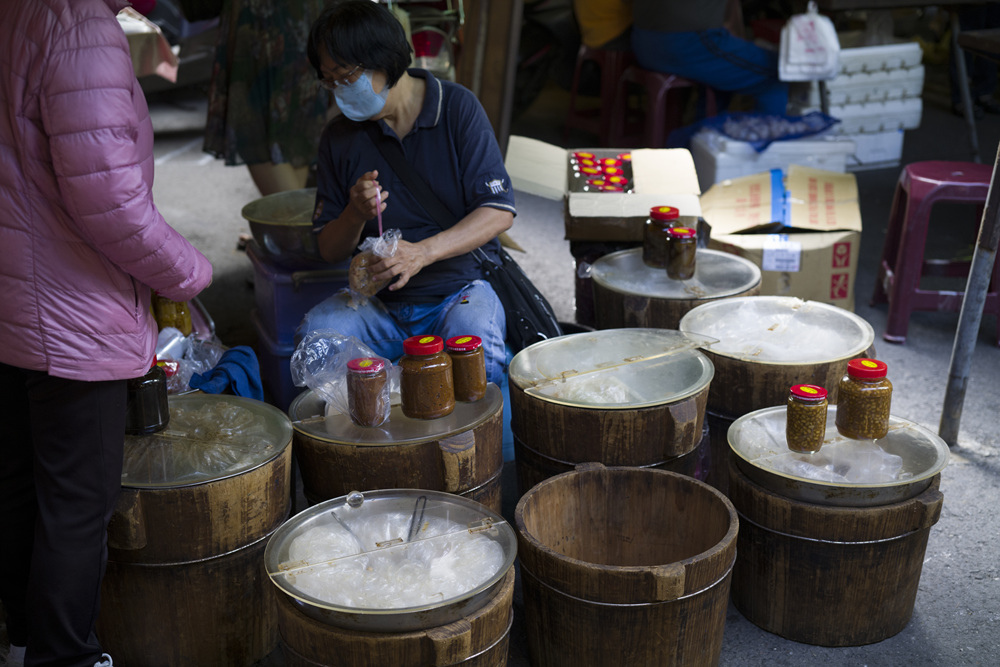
{"left": 125, "top": 357, "right": 169, "bottom": 435}
{"left": 152, "top": 293, "right": 193, "bottom": 336}
{"left": 400, "top": 335, "right": 455, "bottom": 420}
{"left": 346, "top": 357, "right": 389, "bottom": 427}
{"left": 786, "top": 384, "right": 828, "bottom": 453}
{"left": 446, "top": 335, "right": 487, "bottom": 402}
{"left": 642, "top": 205, "right": 680, "bottom": 268}
{"left": 835, "top": 358, "right": 892, "bottom": 440}
{"left": 666, "top": 226, "right": 697, "bottom": 280}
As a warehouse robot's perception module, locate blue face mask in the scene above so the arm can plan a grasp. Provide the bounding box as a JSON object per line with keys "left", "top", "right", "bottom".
{"left": 334, "top": 70, "right": 388, "bottom": 122}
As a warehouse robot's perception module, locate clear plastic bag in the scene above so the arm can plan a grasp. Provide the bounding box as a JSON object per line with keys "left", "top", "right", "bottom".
{"left": 347, "top": 229, "right": 401, "bottom": 308}
{"left": 164, "top": 336, "right": 226, "bottom": 394}
{"left": 291, "top": 329, "right": 400, "bottom": 417}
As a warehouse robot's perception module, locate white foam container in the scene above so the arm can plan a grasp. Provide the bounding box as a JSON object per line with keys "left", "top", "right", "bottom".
{"left": 690, "top": 129, "right": 856, "bottom": 191}
{"left": 835, "top": 33, "right": 923, "bottom": 74}
{"left": 792, "top": 65, "right": 925, "bottom": 107}
{"left": 843, "top": 129, "right": 905, "bottom": 172}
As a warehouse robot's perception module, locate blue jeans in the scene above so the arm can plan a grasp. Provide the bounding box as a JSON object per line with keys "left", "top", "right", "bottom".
{"left": 297, "top": 280, "right": 507, "bottom": 385}
{"left": 632, "top": 27, "right": 789, "bottom": 116}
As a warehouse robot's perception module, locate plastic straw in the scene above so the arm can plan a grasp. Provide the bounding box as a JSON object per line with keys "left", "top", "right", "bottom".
{"left": 376, "top": 188, "right": 383, "bottom": 236}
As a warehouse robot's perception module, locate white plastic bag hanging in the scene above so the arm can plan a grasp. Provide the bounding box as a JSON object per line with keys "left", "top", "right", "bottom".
{"left": 779, "top": 1, "right": 840, "bottom": 81}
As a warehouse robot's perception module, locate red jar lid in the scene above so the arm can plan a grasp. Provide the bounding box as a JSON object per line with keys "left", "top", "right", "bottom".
{"left": 577, "top": 158, "right": 597, "bottom": 169}
{"left": 668, "top": 226, "right": 696, "bottom": 238}
{"left": 848, "top": 358, "right": 888, "bottom": 379}
{"left": 579, "top": 166, "right": 602, "bottom": 176}
{"left": 599, "top": 158, "right": 621, "bottom": 168}
{"left": 649, "top": 206, "right": 680, "bottom": 221}
{"left": 607, "top": 175, "right": 628, "bottom": 185}
{"left": 601, "top": 185, "right": 626, "bottom": 192}
{"left": 586, "top": 178, "right": 608, "bottom": 188}
{"left": 573, "top": 151, "right": 596, "bottom": 161}
{"left": 403, "top": 335, "right": 443, "bottom": 356}
{"left": 603, "top": 167, "right": 625, "bottom": 177}
{"left": 446, "top": 335, "right": 483, "bottom": 352}
{"left": 789, "top": 384, "right": 828, "bottom": 401}
{"left": 616, "top": 152, "right": 632, "bottom": 161}
{"left": 347, "top": 357, "right": 385, "bottom": 374}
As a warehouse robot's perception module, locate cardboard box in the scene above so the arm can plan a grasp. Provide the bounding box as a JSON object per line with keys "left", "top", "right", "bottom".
{"left": 700, "top": 165, "right": 862, "bottom": 311}
{"left": 505, "top": 136, "right": 703, "bottom": 242}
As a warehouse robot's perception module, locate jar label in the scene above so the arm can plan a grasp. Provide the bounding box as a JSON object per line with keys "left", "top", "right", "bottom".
{"left": 455, "top": 336, "right": 472, "bottom": 344}
{"left": 419, "top": 335, "right": 436, "bottom": 344}
{"left": 358, "top": 359, "right": 374, "bottom": 368}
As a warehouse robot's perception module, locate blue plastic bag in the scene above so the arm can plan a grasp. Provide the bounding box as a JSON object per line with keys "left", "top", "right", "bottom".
{"left": 668, "top": 111, "right": 840, "bottom": 153}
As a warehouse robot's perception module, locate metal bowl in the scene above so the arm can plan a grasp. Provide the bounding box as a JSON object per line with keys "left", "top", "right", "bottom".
{"left": 728, "top": 405, "right": 950, "bottom": 506}
{"left": 264, "top": 488, "right": 517, "bottom": 631}
{"left": 241, "top": 188, "right": 330, "bottom": 269}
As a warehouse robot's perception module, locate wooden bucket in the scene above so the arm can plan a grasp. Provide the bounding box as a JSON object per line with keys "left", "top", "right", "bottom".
{"left": 508, "top": 330, "right": 714, "bottom": 496}
{"left": 99, "top": 394, "right": 293, "bottom": 666}
{"left": 289, "top": 386, "right": 504, "bottom": 514}
{"left": 515, "top": 465, "right": 738, "bottom": 667}
{"left": 679, "top": 297, "right": 876, "bottom": 418}
{"left": 592, "top": 248, "right": 761, "bottom": 331}
{"left": 728, "top": 460, "right": 944, "bottom": 646}
{"left": 276, "top": 568, "right": 515, "bottom": 667}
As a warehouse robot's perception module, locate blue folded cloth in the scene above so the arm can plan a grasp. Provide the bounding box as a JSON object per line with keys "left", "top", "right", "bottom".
{"left": 189, "top": 345, "right": 264, "bottom": 401}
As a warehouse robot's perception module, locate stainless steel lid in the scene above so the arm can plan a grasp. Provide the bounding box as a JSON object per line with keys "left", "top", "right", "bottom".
{"left": 591, "top": 248, "right": 761, "bottom": 299}
{"left": 679, "top": 296, "right": 875, "bottom": 364}
{"left": 121, "top": 393, "right": 292, "bottom": 488}
{"left": 290, "top": 383, "right": 503, "bottom": 445}
{"left": 508, "top": 329, "right": 715, "bottom": 409}
{"left": 264, "top": 488, "right": 516, "bottom": 631}
{"left": 728, "top": 405, "right": 949, "bottom": 505}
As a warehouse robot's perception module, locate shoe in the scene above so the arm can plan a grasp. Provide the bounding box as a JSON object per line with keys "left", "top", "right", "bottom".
{"left": 93, "top": 653, "right": 113, "bottom": 667}
{"left": 953, "top": 101, "right": 985, "bottom": 119}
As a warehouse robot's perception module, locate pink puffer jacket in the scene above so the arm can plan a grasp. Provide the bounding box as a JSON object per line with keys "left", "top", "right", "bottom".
{"left": 0, "top": 0, "right": 213, "bottom": 381}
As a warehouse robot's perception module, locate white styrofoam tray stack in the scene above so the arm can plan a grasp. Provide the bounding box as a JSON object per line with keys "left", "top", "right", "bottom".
{"left": 690, "top": 129, "right": 856, "bottom": 191}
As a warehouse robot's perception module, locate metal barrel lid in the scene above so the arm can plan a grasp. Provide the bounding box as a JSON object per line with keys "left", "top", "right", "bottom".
{"left": 590, "top": 247, "right": 761, "bottom": 300}
{"left": 728, "top": 405, "right": 949, "bottom": 501}
{"left": 290, "top": 383, "right": 503, "bottom": 445}
{"left": 679, "top": 296, "right": 875, "bottom": 364}
{"left": 121, "top": 393, "right": 292, "bottom": 488}
{"left": 264, "top": 488, "right": 517, "bottom": 631}
{"left": 508, "top": 328, "right": 715, "bottom": 409}
{"left": 240, "top": 187, "right": 316, "bottom": 226}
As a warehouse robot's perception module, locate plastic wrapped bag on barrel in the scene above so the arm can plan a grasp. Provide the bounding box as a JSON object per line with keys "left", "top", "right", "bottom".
{"left": 291, "top": 329, "right": 400, "bottom": 417}
{"left": 346, "top": 229, "right": 400, "bottom": 309}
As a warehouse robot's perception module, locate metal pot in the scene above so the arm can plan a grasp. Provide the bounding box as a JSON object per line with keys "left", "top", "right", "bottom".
{"left": 264, "top": 488, "right": 517, "bottom": 632}
{"left": 728, "top": 405, "right": 949, "bottom": 507}
{"left": 241, "top": 188, "right": 330, "bottom": 269}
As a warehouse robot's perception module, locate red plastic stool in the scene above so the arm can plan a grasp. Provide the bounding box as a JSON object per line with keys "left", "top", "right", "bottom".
{"left": 563, "top": 44, "right": 636, "bottom": 147}
{"left": 871, "top": 160, "right": 1000, "bottom": 345}
{"left": 610, "top": 64, "right": 718, "bottom": 148}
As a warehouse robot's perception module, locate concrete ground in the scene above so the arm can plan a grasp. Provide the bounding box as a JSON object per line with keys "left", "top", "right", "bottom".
{"left": 14, "top": 55, "right": 990, "bottom": 666}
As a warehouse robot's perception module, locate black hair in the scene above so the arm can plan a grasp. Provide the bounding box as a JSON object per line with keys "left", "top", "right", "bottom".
{"left": 307, "top": 0, "right": 413, "bottom": 88}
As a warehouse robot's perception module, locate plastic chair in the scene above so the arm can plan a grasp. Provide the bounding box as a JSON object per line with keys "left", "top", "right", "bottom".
{"left": 610, "top": 64, "right": 718, "bottom": 148}
{"left": 563, "top": 44, "right": 636, "bottom": 146}
{"left": 871, "top": 160, "right": 1000, "bottom": 345}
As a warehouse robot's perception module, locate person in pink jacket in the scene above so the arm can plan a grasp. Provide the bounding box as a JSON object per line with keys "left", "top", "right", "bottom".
{"left": 0, "top": 1, "right": 213, "bottom": 665}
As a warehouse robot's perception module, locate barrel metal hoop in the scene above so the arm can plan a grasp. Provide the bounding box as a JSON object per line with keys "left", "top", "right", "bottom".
{"left": 519, "top": 558, "right": 734, "bottom": 608}
{"left": 513, "top": 434, "right": 687, "bottom": 469}
{"left": 450, "top": 613, "right": 514, "bottom": 665}
{"left": 457, "top": 466, "right": 504, "bottom": 496}
{"left": 736, "top": 509, "right": 927, "bottom": 545}
{"left": 110, "top": 525, "right": 277, "bottom": 568}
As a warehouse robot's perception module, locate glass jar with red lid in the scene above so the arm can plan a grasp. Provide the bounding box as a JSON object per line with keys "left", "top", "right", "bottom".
{"left": 665, "top": 226, "right": 697, "bottom": 280}
{"left": 400, "top": 335, "right": 455, "bottom": 419}
{"left": 347, "top": 357, "right": 390, "bottom": 427}
{"left": 836, "top": 359, "right": 892, "bottom": 439}
{"left": 446, "top": 335, "right": 487, "bottom": 402}
{"left": 786, "top": 384, "right": 828, "bottom": 453}
{"left": 642, "top": 205, "right": 681, "bottom": 268}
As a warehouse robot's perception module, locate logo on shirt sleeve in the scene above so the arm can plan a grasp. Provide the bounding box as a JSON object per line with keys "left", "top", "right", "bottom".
{"left": 313, "top": 201, "right": 324, "bottom": 221}
{"left": 486, "top": 178, "right": 509, "bottom": 195}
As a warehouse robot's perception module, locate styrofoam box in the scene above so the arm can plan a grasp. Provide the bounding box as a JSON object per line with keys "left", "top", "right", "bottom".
{"left": 795, "top": 97, "right": 923, "bottom": 134}
{"left": 834, "top": 32, "right": 923, "bottom": 74}
{"left": 791, "top": 65, "right": 925, "bottom": 107}
{"left": 843, "top": 129, "right": 905, "bottom": 172}
{"left": 247, "top": 242, "right": 349, "bottom": 346}
{"left": 690, "top": 129, "right": 856, "bottom": 191}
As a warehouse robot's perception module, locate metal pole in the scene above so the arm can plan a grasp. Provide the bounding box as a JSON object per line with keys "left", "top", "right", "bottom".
{"left": 939, "top": 144, "right": 1000, "bottom": 445}
{"left": 951, "top": 10, "right": 981, "bottom": 164}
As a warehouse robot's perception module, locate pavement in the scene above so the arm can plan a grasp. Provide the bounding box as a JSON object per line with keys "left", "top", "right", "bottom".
{"left": 5, "top": 57, "right": 994, "bottom": 666}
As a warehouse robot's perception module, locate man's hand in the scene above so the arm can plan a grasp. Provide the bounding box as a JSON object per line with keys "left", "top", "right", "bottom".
{"left": 348, "top": 170, "right": 388, "bottom": 223}
{"left": 367, "top": 240, "right": 432, "bottom": 291}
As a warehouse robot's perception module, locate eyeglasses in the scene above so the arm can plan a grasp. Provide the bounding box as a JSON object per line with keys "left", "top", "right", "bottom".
{"left": 318, "top": 65, "right": 363, "bottom": 91}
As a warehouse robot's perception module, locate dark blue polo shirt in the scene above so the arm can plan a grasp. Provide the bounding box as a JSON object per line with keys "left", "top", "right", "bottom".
{"left": 312, "top": 69, "right": 517, "bottom": 302}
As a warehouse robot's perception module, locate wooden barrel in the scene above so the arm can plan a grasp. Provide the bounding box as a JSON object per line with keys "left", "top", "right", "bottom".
{"left": 509, "top": 329, "right": 714, "bottom": 496}
{"left": 728, "top": 460, "right": 944, "bottom": 646}
{"left": 516, "top": 465, "right": 738, "bottom": 667}
{"left": 289, "top": 386, "right": 504, "bottom": 514}
{"left": 276, "top": 566, "right": 515, "bottom": 667}
{"left": 98, "top": 394, "right": 293, "bottom": 666}
{"left": 592, "top": 248, "right": 761, "bottom": 330}
{"left": 679, "top": 297, "right": 876, "bottom": 417}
